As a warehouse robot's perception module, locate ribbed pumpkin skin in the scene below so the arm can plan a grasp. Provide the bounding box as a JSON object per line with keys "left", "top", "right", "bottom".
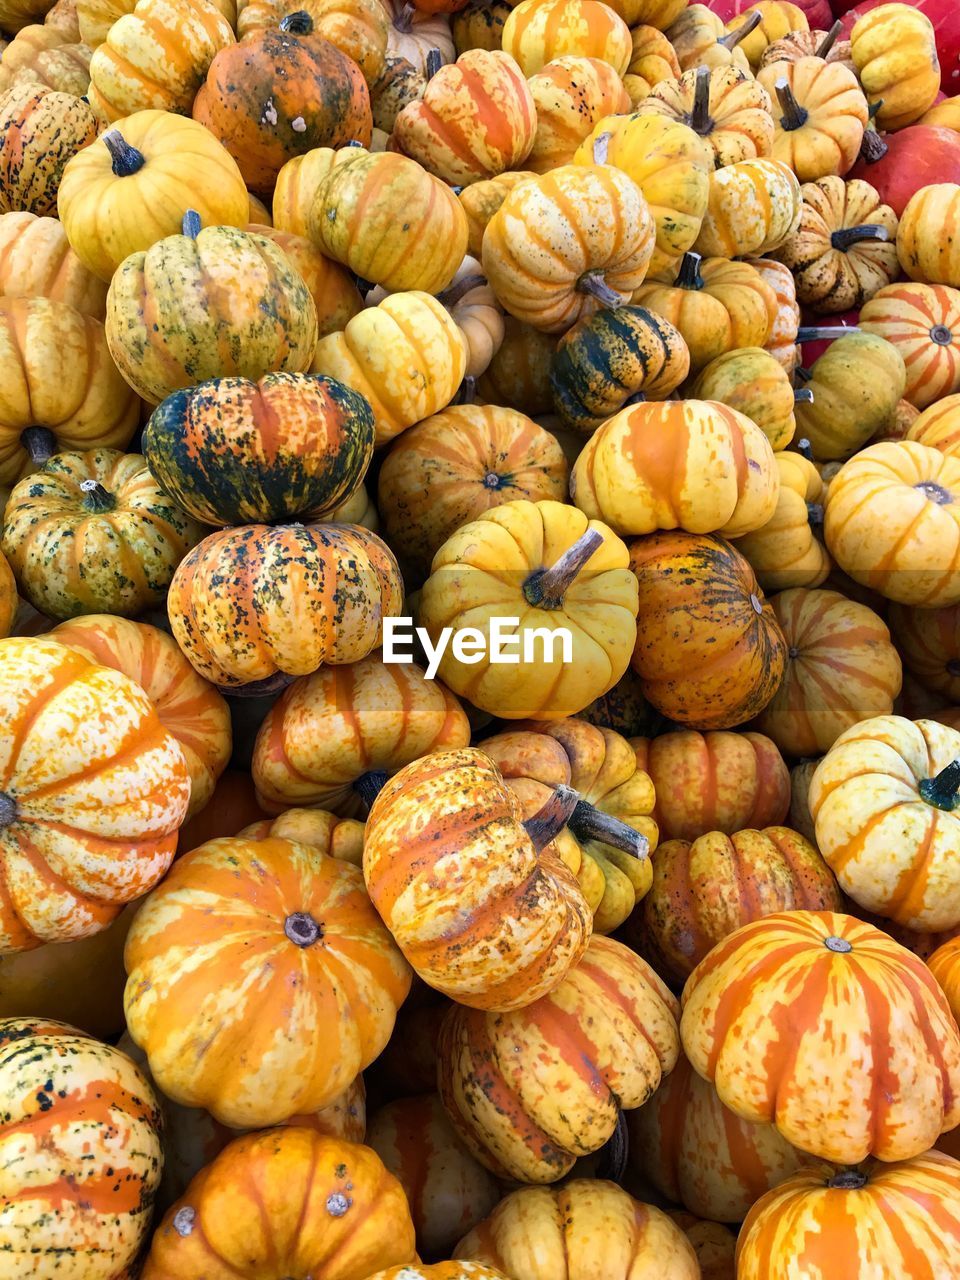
{"left": 236, "top": 0, "right": 389, "bottom": 80}
{"left": 527, "top": 56, "right": 629, "bottom": 173}
{"left": 0, "top": 637, "right": 189, "bottom": 950}
{"left": 369, "top": 1267, "right": 507, "bottom": 1280}
{"left": 691, "top": 348, "right": 797, "bottom": 451}
{"left": 627, "top": 1053, "right": 810, "bottom": 1223}
{"left": 106, "top": 224, "right": 318, "bottom": 406}
{"left": 898, "top": 184, "right": 960, "bottom": 288}
{"left": 0, "top": 546, "right": 14, "bottom": 636}
{"left": 246, "top": 223, "right": 362, "bottom": 338}
{"left": 572, "top": 399, "right": 779, "bottom": 539}
{"left": 630, "top": 532, "right": 787, "bottom": 730}
{"left": 850, "top": 3, "right": 940, "bottom": 131}
{"left": 458, "top": 169, "right": 535, "bottom": 258}
{"left": 239, "top": 806, "right": 365, "bottom": 867}
{"left": 734, "top": 451, "right": 831, "bottom": 591}
{"left": 636, "top": 826, "right": 842, "bottom": 984}
{"left": 377, "top": 403, "right": 568, "bottom": 575}
{"left": 363, "top": 747, "right": 591, "bottom": 1011}
{"left": 748, "top": 255, "right": 800, "bottom": 374}
{"left": 366, "top": 1094, "right": 501, "bottom": 1259}
{"left": 125, "top": 836, "right": 411, "bottom": 1127}
{"left": 860, "top": 283, "right": 960, "bottom": 410}
{"left": 0, "top": 28, "right": 93, "bottom": 97}
{"left": 437, "top": 935, "right": 679, "bottom": 1182}
{"left": 143, "top": 373, "right": 374, "bottom": 526}
{"left": 0, "top": 211, "right": 107, "bottom": 317}
{"left": 455, "top": 1181, "right": 698, "bottom": 1279}
{"left": 0, "top": 84, "right": 96, "bottom": 217}
{"left": 637, "top": 65, "right": 774, "bottom": 171}
{"left": 475, "top": 313, "right": 554, "bottom": 415}
{"left": 796, "top": 332, "right": 907, "bottom": 460}
{"left": 271, "top": 143, "right": 353, "bottom": 236}
{"left": 167, "top": 522, "right": 403, "bottom": 688}
{"left": 632, "top": 729, "right": 790, "bottom": 842}
{"left": 623, "top": 24, "right": 681, "bottom": 107}
{"left": 252, "top": 656, "right": 470, "bottom": 814}
{"left": 482, "top": 163, "right": 656, "bottom": 334}
{"left": 695, "top": 158, "right": 803, "bottom": 259}
{"left": 141, "top": 1130, "right": 417, "bottom": 1280}
{"left": 756, "top": 58, "right": 868, "bottom": 183}
{"left": 889, "top": 601, "right": 960, "bottom": 702}
{"left": 930, "top": 936, "right": 960, "bottom": 1024}
{"left": 737, "top": 1153, "right": 960, "bottom": 1280}
{"left": 671, "top": 1215, "right": 736, "bottom": 1280}
{"left": 680, "top": 910, "right": 960, "bottom": 1163}
{"left": 0, "top": 1018, "right": 163, "bottom": 1280}
{"left": 50, "top": 614, "right": 231, "bottom": 820}
{"left": 0, "top": 296, "right": 139, "bottom": 486}
{"left": 501, "top": 0, "right": 632, "bottom": 76}
{"left": 809, "top": 716, "right": 960, "bottom": 932}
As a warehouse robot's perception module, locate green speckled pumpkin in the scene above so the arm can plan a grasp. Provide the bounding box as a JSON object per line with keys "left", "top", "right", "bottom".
{"left": 105, "top": 220, "right": 319, "bottom": 406}
{"left": 143, "top": 373, "right": 375, "bottom": 527}
{"left": 1, "top": 448, "right": 203, "bottom": 620}
{"left": 0, "top": 84, "right": 98, "bottom": 217}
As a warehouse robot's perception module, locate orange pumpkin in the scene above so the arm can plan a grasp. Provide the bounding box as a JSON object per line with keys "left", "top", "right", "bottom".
{"left": 475, "top": 314, "right": 555, "bottom": 415}
{"left": 756, "top": 56, "right": 868, "bottom": 182}
{"left": 930, "top": 935, "right": 960, "bottom": 1024}
{"left": 458, "top": 169, "right": 536, "bottom": 257}
{"left": 907, "top": 392, "right": 960, "bottom": 455}
{"left": 637, "top": 65, "right": 775, "bottom": 170}
{"left": 0, "top": 84, "right": 97, "bottom": 218}
{"left": 747, "top": 254, "right": 800, "bottom": 372}
{"left": 238, "top": 807, "right": 365, "bottom": 866}
{"left": 0, "top": 210, "right": 107, "bottom": 318}
{"left": 889, "top": 601, "right": 960, "bottom": 703}
{"left": 370, "top": 1267, "right": 508, "bottom": 1280}
{"left": 671, "top": 1215, "right": 737, "bottom": 1280}
{"left": 527, "top": 55, "right": 630, "bottom": 172}
{"left": 236, "top": 0, "right": 389, "bottom": 81}
{"left": 623, "top": 23, "right": 680, "bottom": 108}
{"left": 501, "top": 0, "right": 632, "bottom": 77}
{"left": 859, "top": 283, "right": 960, "bottom": 410}
{"left": 0, "top": 547, "right": 13, "bottom": 637}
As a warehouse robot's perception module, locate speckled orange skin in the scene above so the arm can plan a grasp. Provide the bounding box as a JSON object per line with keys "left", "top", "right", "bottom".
{"left": 737, "top": 1153, "right": 960, "bottom": 1280}
{"left": 455, "top": 1181, "right": 698, "bottom": 1279}
{"left": 245, "top": 224, "right": 363, "bottom": 338}
{"left": 501, "top": 0, "right": 632, "bottom": 77}
{"left": 930, "top": 935, "right": 960, "bottom": 1025}
{"left": 368, "top": 1266, "right": 508, "bottom": 1280}
{"left": 670, "top": 1214, "right": 736, "bottom": 1280}
{"left": 0, "top": 83, "right": 96, "bottom": 217}
{"left": 125, "top": 835, "right": 411, "bottom": 1127}
{"left": 167, "top": 522, "right": 403, "bottom": 688}
{"left": 0, "top": 212, "right": 108, "bottom": 317}
{"left": 0, "top": 637, "right": 189, "bottom": 949}
{"left": 238, "top": 0, "right": 389, "bottom": 81}
{"left": 0, "top": 1017, "right": 163, "bottom": 1280}
{"left": 141, "top": 1130, "right": 417, "bottom": 1280}
{"left": 437, "top": 934, "right": 678, "bottom": 1181}
{"left": 680, "top": 910, "right": 960, "bottom": 1164}
{"left": 527, "top": 56, "right": 629, "bottom": 174}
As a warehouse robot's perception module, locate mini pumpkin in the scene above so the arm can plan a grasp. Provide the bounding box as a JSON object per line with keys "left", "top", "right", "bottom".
{"left": 436, "top": 259, "right": 504, "bottom": 379}
{"left": 452, "top": 0, "right": 510, "bottom": 54}
{"left": 691, "top": 347, "right": 799, "bottom": 450}
{"left": 246, "top": 223, "right": 363, "bottom": 338}
{"left": 888, "top": 602, "right": 960, "bottom": 704}
{"left": 237, "top": 0, "right": 389, "bottom": 81}
{"left": 695, "top": 156, "right": 802, "bottom": 257}
{"left": 906, "top": 393, "right": 960, "bottom": 455}
{"left": 271, "top": 141, "right": 358, "bottom": 237}
{"left": 850, "top": 2, "right": 940, "bottom": 131}
{"left": 859, "top": 282, "right": 960, "bottom": 408}
{"left": 898, "top": 184, "right": 960, "bottom": 289}
{"left": 930, "top": 936, "right": 960, "bottom": 1022}
{"left": 756, "top": 56, "right": 868, "bottom": 182}
{"left": 0, "top": 24, "right": 93, "bottom": 97}
{"left": 759, "top": 22, "right": 855, "bottom": 72}
{"left": 501, "top": 0, "right": 632, "bottom": 77}
{"left": 0, "top": 210, "right": 107, "bottom": 317}
{"left": 747, "top": 254, "right": 801, "bottom": 372}
{"left": 475, "top": 314, "right": 555, "bottom": 415}
{"left": 526, "top": 55, "right": 629, "bottom": 173}
{"left": 724, "top": 0, "right": 811, "bottom": 69}
{"left": 385, "top": 0, "right": 455, "bottom": 70}
{"left": 666, "top": 4, "right": 756, "bottom": 75}
{"left": 794, "top": 330, "right": 907, "bottom": 459}
{"left": 458, "top": 169, "right": 536, "bottom": 258}
{"left": 0, "top": 83, "right": 97, "bottom": 218}
{"left": 622, "top": 23, "right": 680, "bottom": 108}
{"left": 733, "top": 450, "right": 832, "bottom": 591}
{"left": 637, "top": 64, "right": 775, "bottom": 170}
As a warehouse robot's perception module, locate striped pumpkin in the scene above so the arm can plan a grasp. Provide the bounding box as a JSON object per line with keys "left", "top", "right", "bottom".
{"left": 368, "top": 1267, "right": 508, "bottom": 1280}
{"left": 437, "top": 934, "right": 679, "bottom": 1182}
{"left": 366, "top": 1094, "right": 501, "bottom": 1259}
{"left": 908, "top": 392, "right": 960, "bottom": 455}
{"left": 239, "top": 807, "right": 365, "bottom": 867}
{"left": 501, "top": 0, "right": 632, "bottom": 76}
{"left": 670, "top": 1214, "right": 737, "bottom": 1280}
{"left": 637, "top": 65, "right": 775, "bottom": 171}
{"left": 930, "top": 936, "right": 960, "bottom": 1025}
{"left": 0, "top": 1017, "right": 163, "bottom": 1279}
{"left": 694, "top": 158, "right": 802, "bottom": 259}
{"left": 627, "top": 1052, "right": 810, "bottom": 1222}
{"left": 747, "top": 255, "right": 800, "bottom": 374}
{"left": 124, "top": 835, "right": 411, "bottom": 1127}
{"left": 527, "top": 55, "right": 630, "bottom": 173}
{"left": 680, "top": 911, "right": 960, "bottom": 1163}
{"left": 733, "top": 451, "right": 830, "bottom": 592}
{"left": 737, "top": 1153, "right": 960, "bottom": 1280}
{"left": 245, "top": 224, "right": 362, "bottom": 339}
{"left": 0, "top": 546, "right": 13, "bottom": 637}
{"left": 459, "top": 169, "right": 536, "bottom": 258}
{"left": 859, "top": 283, "right": 960, "bottom": 410}
{"left": 897, "top": 184, "right": 960, "bottom": 288}
{"left": 0, "top": 84, "right": 97, "bottom": 217}
{"left": 888, "top": 602, "right": 960, "bottom": 703}
{"left": 252, "top": 655, "right": 470, "bottom": 814}
{"left": 0, "top": 211, "right": 108, "bottom": 318}
{"left": 50, "top": 614, "right": 230, "bottom": 819}
{"left": 167, "top": 523, "right": 403, "bottom": 689}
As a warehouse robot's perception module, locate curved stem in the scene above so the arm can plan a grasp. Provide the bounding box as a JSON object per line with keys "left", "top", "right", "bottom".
{"left": 578, "top": 271, "right": 622, "bottom": 309}
{"left": 775, "top": 79, "right": 809, "bottom": 131}
{"left": 393, "top": 0, "right": 414, "bottom": 32}
{"left": 594, "top": 1111, "right": 629, "bottom": 1183}
{"left": 524, "top": 784, "right": 580, "bottom": 852}
{"left": 919, "top": 760, "right": 960, "bottom": 811}
{"left": 795, "top": 437, "right": 814, "bottom": 460}
{"left": 718, "top": 8, "right": 761, "bottom": 49}
{"left": 830, "top": 224, "right": 889, "bottom": 251}
{"left": 354, "top": 769, "right": 389, "bottom": 811}
{"left": 816, "top": 20, "right": 842, "bottom": 59}
{"left": 425, "top": 46, "right": 442, "bottom": 78}
{"left": 79, "top": 479, "right": 115, "bottom": 513}
{"left": 675, "top": 251, "right": 704, "bottom": 291}
{"left": 21, "top": 425, "right": 57, "bottom": 466}
{"left": 523, "top": 528, "right": 604, "bottom": 609}
{"left": 101, "top": 129, "right": 145, "bottom": 177}
{"left": 794, "top": 387, "right": 815, "bottom": 404}
{"left": 568, "top": 800, "right": 649, "bottom": 860}
{"left": 279, "top": 8, "right": 313, "bottom": 32}
{"left": 437, "top": 274, "right": 485, "bottom": 307}
{"left": 867, "top": 98, "right": 883, "bottom": 120}
{"left": 797, "top": 326, "right": 860, "bottom": 342}
{"left": 216, "top": 671, "right": 296, "bottom": 698}
{"left": 858, "top": 129, "right": 888, "bottom": 164}
{"left": 181, "top": 209, "right": 201, "bottom": 239}
{"left": 690, "top": 65, "right": 713, "bottom": 135}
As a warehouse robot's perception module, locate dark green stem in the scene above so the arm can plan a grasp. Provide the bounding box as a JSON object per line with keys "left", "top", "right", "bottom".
{"left": 919, "top": 760, "right": 960, "bottom": 811}
{"left": 690, "top": 66, "right": 713, "bottom": 135}
{"left": 21, "top": 426, "right": 57, "bottom": 465}
{"left": 776, "top": 79, "right": 809, "bottom": 131}
{"left": 101, "top": 129, "right": 145, "bottom": 176}
{"left": 79, "top": 480, "right": 116, "bottom": 513}
{"left": 830, "top": 225, "right": 889, "bottom": 251}
{"left": 181, "top": 209, "right": 201, "bottom": 239}
{"left": 279, "top": 9, "right": 313, "bottom": 33}
{"left": 676, "top": 251, "right": 704, "bottom": 291}
{"left": 354, "top": 770, "right": 389, "bottom": 811}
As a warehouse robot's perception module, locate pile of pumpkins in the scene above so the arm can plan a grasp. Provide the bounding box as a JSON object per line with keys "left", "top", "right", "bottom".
{"left": 4, "top": 0, "right": 960, "bottom": 1274}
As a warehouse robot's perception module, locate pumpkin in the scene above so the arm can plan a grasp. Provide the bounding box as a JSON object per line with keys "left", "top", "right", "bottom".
{"left": 1, "top": 0, "right": 65, "bottom": 30}
{"left": 2, "top": 448, "right": 202, "bottom": 621}
{"left": 377, "top": 403, "right": 567, "bottom": 577}
{"left": 681, "top": 909, "right": 960, "bottom": 1161}
{"left": 436, "top": 259, "right": 504, "bottom": 380}
{"left": 458, "top": 169, "right": 536, "bottom": 258}
{"left": 923, "top": 98, "right": 960, "bottom": 132}
{"left": 271, "top": 141, "right": 358, "bottom": 237}
{"left": 671, "top": 1216, "right": 737, "bottom": 1280}
{"left": 724, "top": 0, "right": 810, "bottom": 69}
{"left": 141, "top": 1130, "right": 417, "bottom": 1280}
{"left": 394, "top": 49, "right": 536, "bottom": 185}
{"left": 774, "top": 176, "right": 898, "bottom": 313}
{"left": 239, "top": 807, "right": 365, "bottom": 866}
{"left": 308, "top": 148, "right": 467, "bottom": 294}
{"left": 385, "top": 0, "right": 455, "bottom": 70}
{"left": 0, "top": 297, "right": 139, "bottom": 487}
{"left": 86, "top": 0, "right": 234, "bottom": 124}
{"left": 370, "top": 1268, "right": 506, "bottom": 1280}
{"left": 633, "top": 253, "right": 778, "bottom": 372}
{"left": 0, "top": 25, "right": 93, "bottom": 97}
{"left": 437, "top": 934, "right": 678, "bottom": 1181}
{"left": 0, "top": 637, "right": 189, "bottom": 949}
{"left": 236, "top": 0, "right": 389, "bottom": 82}
{"left": 858, "top": 283, "right": 960, "bottom": 410}
{"left": 367, "top": 1094, "right": 501, "bottom": 1259}
{"left": 571, "top": 398, "right": 779, "bottom": 539}
{"left": 850, "top": 3, "right": 940, "bottom": 131}
{"left": 888, "top": 603, "right": 960, "bottom": 705}
{"left": 252, "top": 655, "right": 470, "bottom": 813}
{"left": 637, "top": 65, "right": 775, "bottom": 170}
{"left": 0, "top": 83, "right": 96, "bottom": 219}
{"left": 627, "top": 1051, "right": 810, "bottom": 1221}
{"left": 481, "top": 163, "right": 655, "bottom": 334}
{"left": 908, "top": 393, "right": 960, "bottom": 455}
{"left": 452, "top": 0, "right": 510, "bottom": 53}
{"left": 632, "top": 728, "right": 790, "bottom": 841}
{"left": 370, "top": 52, "right": 425, "bottom": 130}
{"left": 760, "top": 22, "right": 855, "bottom": 71}
{"left": 77, "top": 0, "right": 137, "bottom": 44}
{"left": 475, "top": 314, "right": 554, "bottom": 415}
{"left": 737, "top": 1153, "right": 960, "bottom": 1280}
{"left": 455, "top": 1181, "right": 698, "bottom": 1279}
{"left": 246, "top": 223, "right": 362, "bottom": 338}
{"left": 899, "top": 184, "right": 960, "bottom": 289}
{"left": 849, "top": 125, "right": 960, "bottom": 221}
{"left": 756, "top": 57, "right": 868, "bottom": 182}
{"left": 691, "top": 347, "right": 798, "bottom": 450}
{"left": 695, "top": 156, "right": 802, "bottom": 258}
{"left": 0, "top": 211, "right": 107, "bottom": 318}
{"left": 311, "top": 292, "right": 467, "bottom": 447}
{"left": 629, "top": 531, "right": 787, "bottom": 730}
{"left": 930, "top": 935, "right": 960, "bottom": 1024}
{"left": 742, "top": 255, "right": 799, "bottom": 373}
{"left": 574, "top": 112, "right": 713, "bottom": 277}
{"left": 0, "top": 547, "right": 13, "bottom": 636}
{"left": 794, "top": 331, "right": 907, "bottom": 459}
{"left": 417, "top": 500, "right": 639, "bottom": 720}
{"left": 733, "top": 450, "right": 831, "bottom": 591}
{"left": 808, "top": 715, "right": 960, "bottom": 931}
{"left": 666, "top": 4, "right": 756, "bottom": 75}
{"left": 623, "top": 24, "right": 680, "bottom": 108}
{"left": 549, "top": 305, "right": 690, "bottom": 434}
{"left": 57, "top": 110, "right": 249, "bottom": 283}
{"left": 501, "top": 0, "right": 631, "bottom": 77}
{"left": 823, "top": 440, "right": 960, "bottom": 605}
{"left": 527, "top": 55, "right": 629, "bottom": 173}
{"left": 167, "top": 522, "right": 403, "bottom": 690}
{"left": 0, "top": 1018, "right": 163, "bottom": 1280}
{"left": 143, "top": 372, "right": 374, "bottom": 527}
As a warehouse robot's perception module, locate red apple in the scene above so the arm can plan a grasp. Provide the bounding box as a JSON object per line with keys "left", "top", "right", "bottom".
{"left": 840, "top": 0, "right": 960, "bottom": 93}
{"left": 847, "top": 125, "right": 960, "bottom": 216}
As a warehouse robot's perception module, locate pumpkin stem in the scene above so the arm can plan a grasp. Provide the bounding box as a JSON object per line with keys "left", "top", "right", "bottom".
{"left": 524, "top": 783, "right": 580, "bottom": 851}
{"left": 675, "top": 251, "right": 704, "bottom": 291}
{"left": 455, "top": 375, "right": 476, "bottom": 405}
{"left": 354, "top": 769, "right": 389, "bottom": 811}
{"left": 425, "top": 46, "right": 442, "bottom": 77}
{"left": 181, "top": 209, "right": 202, "bottom": 239}
{"left": 828, "top": 1169, "right": 869, "bottom": 1190}
{"left": 393, "top": 1, "right": 414, "bottom": 32}
{"left": 824, "top": 935, "right": 853, "bottom": 953}
{"left": 806, "top": 501, "right": 824, "bottom": 527}
{"left": 594, "top": 1111, "right": 629, "bottom": 1183}
{"left": 796, "top": 326, "right": 860, "bottom": 342}
{"left": 592, "top": 130, "right": 613, "bottom": 164}
{"left": 816, "top": 20, "right": 842, "bottom": 59}
{"left": 775, "top": 79, "right": 809, "bottom": 131}
{"left": 858, "top": 129, "right": 888, "bottom": 164}
{"left": 353, "top": 273, "right": 374, "bottom": 296}
{"left": 931, "top": 325, "right": 954, "bottom": 346}
{"left": 914, "top": 481, "right": 953, "bottom": 505}
{"left": 279, "top": 8, "right": 313, "bottom": 32}
{"left": 690, "top": 66, "right": 713, "bottom": 135}
{"left": 216, "top": 671, "right": 296, "bottom": 698}
{"left": 718, "top": 8, "right": 761, "bottom": 49}
{"left": 20, "top": 426, "right": 57, "bottom": 466}
{"left": 867, "top": 98, "right": 883, "bottom": 120}
{"left": 0, "top": 792, "right": 17, "bottom": 830}
{"left": 830, "top": 224, "right": 889, "bottom": 251}
{"left": 578, "top": 271, "right": 622, "bottom": 309}
{"left": 523, "top": 527, "right": 605, "bottom": 609}
{"left": 794, "top": 387, "right": 814, "bottom": 404}
{"left": 101, "top": 129, "right": 146, "bottom": 177}
{"left": 568, "top": 800, "right": 649, "bottom": 861}
{"left": 79, "top": 479, "right": 116, "bottom": 513}
{"left": 919, "top": 760, "right": 960, "bottom": 811}
{"left": 795, "top": 437, "right": 814, "bottom": 460}
{"left": 284, "top": 911, "right": 323, "bottom": 947}
{"left": 437, "top": 274, "right": 485, "bottom": 307}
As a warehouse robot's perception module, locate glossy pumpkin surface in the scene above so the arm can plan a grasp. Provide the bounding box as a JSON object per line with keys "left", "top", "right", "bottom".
{"left": 637, "top": 64, "right": 775, "bottom": 170}
{"left": 527, "top": 55, "right": 630, "bottom": 173}
{"left": 756, "top": 56, "right": 868, "bottom": 183}
{"left": 501, "top": 0, "right": 632, "bottom": 76}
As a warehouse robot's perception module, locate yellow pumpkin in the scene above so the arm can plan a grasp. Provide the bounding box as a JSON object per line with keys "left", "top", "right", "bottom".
{"left": 637, "top": 65, "right": 775, "bottom": 170}
{"left": 271, "top": 143, "right": 358, "bottom": 238}
{"left": 794, "top": 330, "right": 907, "bottom": 459}
{"left": 623, "top": 23, "right": 680, "bottom": 108}
{"left": 691, "top": 347, "right": 799, "bottom": 451}
{"left": 734, "top": 451, "right": 831, "bottom": 592}
{"left": 747, "top": 254, "right": 801, "bottom": 373}
{"left": 0, "top": 210, "right": 107, "bottom": 318}
{"left": 458, "top": 169, "right": 537, "bottom": 258}
{"left": 898, "top": 184, "right": 960, "bottom": 288}
{"left": 695, "top": 156, "right": 803, "bottom": 257}
{"left": 501, "top": 0, "right": 632, "bottom": 77}
{"left": 850, "top": 2, "right": 940, "bottom": 131}
{"left": 724, "top": 1, "right": 810, "bottom": 70}
{"left": 526, "top": 55, "right": 630, "bottom": 173}
{"left": 666, "top": 3, "right": 755, "bottom": 76}
{"left": 756, "top": 56, "right": 868, "bottom": 182}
